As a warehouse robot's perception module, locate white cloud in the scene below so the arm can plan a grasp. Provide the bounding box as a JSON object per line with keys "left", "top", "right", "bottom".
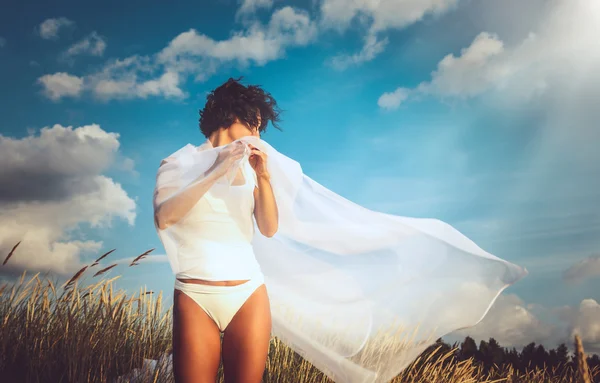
{"left": 440, "top": 293, "right": 600, "bottom": 355}
{"left": 373, "top": 1, "right": 600, "bottom": 254}
{"left": 377, "top": 86, "right": 410, "bottom": 110}
{"left": 37, "top": 72, "right": 84, "bottom": 101}
{"left": 36, "top": 55, "right": 186, "bottom": 101}
{"left": 268, "top": 6, "right": 317, "bottom": 46}
{"left": 417, "top": 32, "right": 507, "bottom": 98}
{"left": 38, "top": 6, "right": 317, "bottom": 101}
{"left": 328, "top": 32, "right": 389, "bottom": 70}
{"left": 0, "top": 124, "right": 136, "bottom": 277}
{"left": 319, "top": 0, "right": 460, "bottom": 68}
{"left": 563, "top": 254, "right": 600, "bottom": 284}
{"left": 379, "top": 30, "right": 510, "bottom": 107}
{"left": 450, "top": 293, "right": 558, "bottom": 349}
{"left": 63, "top": 31, "right": 106, "bottom": 58}
{"left": 87, "top": 56, "right": 186, "bottom": 101}
{"left": 158, "top": 27, "right": 280, "bottom": 67}
{"left": 97, "top": 70, "right": 184, "bottom": 100}
{"left": 319, "top": 0, "right": 459, "bottom": 33}
{"left": 158, "top": 6, "right": 317, "bottom": 68}
{"left": 448, "top": 293, "right": 600, "bottom": 355}
{"left": 0, "top": 37, "right": 6, "bottom": 47}
{"left": 235, "top": 0, "right": 275, "bottom": 19}
{"left": 37, "top": 17, "right": 74, "bottom": 40}
{"left": 379, "top": 0, "right": 600, "bottom": 108}
{"left": 556, "top": 299, "right": 600, "bottom": 354}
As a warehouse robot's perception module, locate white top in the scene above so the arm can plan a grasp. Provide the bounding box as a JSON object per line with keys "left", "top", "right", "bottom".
{"left": 172, "top": 148, "right": 263, "bottom": 281}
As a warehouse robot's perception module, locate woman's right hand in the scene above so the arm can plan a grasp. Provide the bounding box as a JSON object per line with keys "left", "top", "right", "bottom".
{"left": 213, "top": 141, "right": 246, "bottom": 175}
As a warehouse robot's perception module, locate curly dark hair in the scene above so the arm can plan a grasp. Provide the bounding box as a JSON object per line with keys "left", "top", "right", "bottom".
{"left": 199, "top": 76, "right": 284, "bottom": 138}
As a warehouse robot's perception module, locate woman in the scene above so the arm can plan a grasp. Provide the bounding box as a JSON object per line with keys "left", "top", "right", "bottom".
{"left": 153, "top": 77, "right": 281, "bottom": 382}
{"left": 153, "top": 77, "right": 528, "bottom": 383}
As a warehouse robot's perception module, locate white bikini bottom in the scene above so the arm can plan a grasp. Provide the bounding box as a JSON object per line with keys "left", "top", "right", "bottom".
{"left": 174, "top": 273, "right": 265, "bottom": 333}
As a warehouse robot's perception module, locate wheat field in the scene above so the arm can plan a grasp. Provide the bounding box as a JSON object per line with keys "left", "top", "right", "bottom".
{"left": 1, "top": 244, "right": 598, "bottom": 382}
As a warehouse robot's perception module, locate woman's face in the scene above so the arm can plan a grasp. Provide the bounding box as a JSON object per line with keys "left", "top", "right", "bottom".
{"left": 228, "top": 114, "right": 261, "bottom": 139}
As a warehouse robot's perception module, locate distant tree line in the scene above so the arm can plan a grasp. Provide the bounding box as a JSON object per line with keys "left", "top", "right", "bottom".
{"left": 415, "top": 336, "right": 600, "bottom": 374}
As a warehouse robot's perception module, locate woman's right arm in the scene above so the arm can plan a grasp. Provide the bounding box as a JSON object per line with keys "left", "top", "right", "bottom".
{"left": 154, "top": 142, "right": 246, "bottom": 230}
{"left": 154, "top": 168, "right": 224, "bottom": 230}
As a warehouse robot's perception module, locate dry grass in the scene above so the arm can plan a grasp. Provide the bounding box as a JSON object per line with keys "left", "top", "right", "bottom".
{"left": 1, "top": 243, "right": 599, "bottom": 382}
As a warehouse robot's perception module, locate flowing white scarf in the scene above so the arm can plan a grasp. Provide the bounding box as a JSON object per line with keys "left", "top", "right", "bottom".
{"left": 152, "top": 135, "right": 528, "bottom": 383}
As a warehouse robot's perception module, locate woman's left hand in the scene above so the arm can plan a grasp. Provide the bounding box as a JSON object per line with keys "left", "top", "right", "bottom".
{"left": 247, "top": 143, "right": 269, "bottom": 177}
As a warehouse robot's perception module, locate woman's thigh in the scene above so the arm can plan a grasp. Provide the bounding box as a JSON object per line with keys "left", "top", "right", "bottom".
{"left": 172, "top": 288, "right": 222, "bottom": 383}
{"left": 221, "top": 284, "right": 272, "bottom": 383}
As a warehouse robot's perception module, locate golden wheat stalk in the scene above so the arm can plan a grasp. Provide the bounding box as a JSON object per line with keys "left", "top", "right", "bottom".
{"left": 93, "top": 263, "right": 118, "bottom": 278}
{"left": 90, "top": 248, "right": 116, "bottom": 267}
{"left": 575, "top": 334, "right": 592, "bottom": 383}
{"left": 63, "top": 265, "right": 88, "bottom": 290}
{"left": 2, "top": 240, "right": 21, "bottom": 265}
{"left": 129, "top": 248, "right": 155, "bottom": 267}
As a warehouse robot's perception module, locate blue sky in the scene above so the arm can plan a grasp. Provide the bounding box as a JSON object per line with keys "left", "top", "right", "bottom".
{"left": 1, "top": 0, "right": 599, "bottom": 353}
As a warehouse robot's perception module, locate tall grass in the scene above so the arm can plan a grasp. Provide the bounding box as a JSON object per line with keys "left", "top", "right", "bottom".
{"left": 1, "top": 244, "right": 598, "bottom": 382}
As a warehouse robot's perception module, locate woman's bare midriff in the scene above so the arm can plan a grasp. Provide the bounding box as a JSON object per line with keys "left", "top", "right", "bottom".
{"left": 176, "top": 277, "right": 250, "bottom": 286}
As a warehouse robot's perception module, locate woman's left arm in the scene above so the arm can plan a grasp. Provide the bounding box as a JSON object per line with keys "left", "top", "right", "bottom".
{"left": 248, "top": 143, "right": 279, "bottom": 237}
{"left": 253, "top": 173, "right": 279, "bottom": 237}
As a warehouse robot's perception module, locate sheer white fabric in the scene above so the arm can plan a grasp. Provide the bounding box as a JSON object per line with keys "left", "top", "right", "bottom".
{"left": 152, "top": 135, "right": 528, "bottom": 383}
